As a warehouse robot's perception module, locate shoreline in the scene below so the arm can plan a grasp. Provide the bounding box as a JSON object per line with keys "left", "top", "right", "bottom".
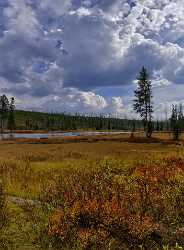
{"left": 0, "top": 129, "right": 171, "bottom": 134}
{"left": 0, "top": 129, "right": 135, "bottom": 135}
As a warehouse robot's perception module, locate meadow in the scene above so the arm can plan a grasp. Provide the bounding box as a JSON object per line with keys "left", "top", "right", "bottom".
{"left": 0, "top": 132, "right": 183, "bottom": 249}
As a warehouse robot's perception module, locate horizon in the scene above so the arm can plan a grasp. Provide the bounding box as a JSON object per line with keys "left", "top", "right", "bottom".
{"left": 0, "top": 0, "right": 183, "bottom": 119}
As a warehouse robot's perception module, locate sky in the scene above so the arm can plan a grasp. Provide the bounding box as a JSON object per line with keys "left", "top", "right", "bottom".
{"left": 0, "top": 0, "right": 184, "bottom": 119}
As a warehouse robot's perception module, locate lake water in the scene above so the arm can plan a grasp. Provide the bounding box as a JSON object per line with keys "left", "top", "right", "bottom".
{"left": 0, "top": 131, "right": 132, "bottom": 139}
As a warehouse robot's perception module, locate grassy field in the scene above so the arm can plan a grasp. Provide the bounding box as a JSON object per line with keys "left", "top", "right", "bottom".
{"left": 0, "top": 133, "right": 183, "bottom": 249}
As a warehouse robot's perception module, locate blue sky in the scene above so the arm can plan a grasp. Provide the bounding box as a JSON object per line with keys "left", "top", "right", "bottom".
{"left": 0, "top": 0, "right": 184, "bottom": 118}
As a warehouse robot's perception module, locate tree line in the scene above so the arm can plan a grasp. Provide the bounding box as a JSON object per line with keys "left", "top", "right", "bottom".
{"left": 14, "top": 110, "right": 143, "bottom": 131}
{"left": 0, "top": 67, "right": 184, "bottom": 140}
{"left": 6, "top": 108, "right": 183, "bottom": 139}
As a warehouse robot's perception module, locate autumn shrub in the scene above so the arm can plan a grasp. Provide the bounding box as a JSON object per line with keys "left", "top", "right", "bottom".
{"left": 0, "top": 181, "right": 10, "bottom": 249}
{"left": 40, "top": 156, "right": 184, "bottom": 249}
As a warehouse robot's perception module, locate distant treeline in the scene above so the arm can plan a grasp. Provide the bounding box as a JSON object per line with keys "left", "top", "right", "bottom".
{"left": 12, "top": 110, "right": 171, "bottom": 132}
{"left": 0, "top": 67, "right": 183, "bottom": 138}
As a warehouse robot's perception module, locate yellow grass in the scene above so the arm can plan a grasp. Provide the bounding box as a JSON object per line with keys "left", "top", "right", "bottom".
{"left": 0, "top": 133, "right": 183, "bottom": 249}
{"left": 0, "top": 133, "right": 181, "bottom": 199}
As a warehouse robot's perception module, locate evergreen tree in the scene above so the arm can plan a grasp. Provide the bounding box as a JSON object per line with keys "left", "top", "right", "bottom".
{"left": 8, "top": 97, "right": 16, "bottom": 132}
{"left": 156, "top": 120, "right": 160, "bottom": 131}
{"left": 133, "top": 66, "right": 153, "bottom": 138}
{"left": 170, "top": 104, "right": 183, "bottom": 140}
{"left": 178, "top": 103, "right": 184, "bottom": 130}
{"left": 0, "top": 95, "right": 9, "bottom": 133}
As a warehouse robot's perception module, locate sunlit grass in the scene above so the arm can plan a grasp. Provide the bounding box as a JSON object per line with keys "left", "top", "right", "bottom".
{"left": 0, "top": 135, "right": 183, "bottom": 248}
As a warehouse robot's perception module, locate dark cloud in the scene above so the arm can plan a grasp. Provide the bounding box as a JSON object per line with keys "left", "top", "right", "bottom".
{"left": 61, "top": 14, "right": 120, "bottom": 88}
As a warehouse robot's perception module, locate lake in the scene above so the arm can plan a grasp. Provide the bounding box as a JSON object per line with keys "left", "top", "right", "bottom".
{"left": 0, "top": 131, "right": 132, "bottom": 139}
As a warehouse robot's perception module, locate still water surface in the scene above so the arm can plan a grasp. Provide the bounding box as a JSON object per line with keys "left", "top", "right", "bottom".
{"left": 0, "top": 131, "right": 132, "bottom": 139}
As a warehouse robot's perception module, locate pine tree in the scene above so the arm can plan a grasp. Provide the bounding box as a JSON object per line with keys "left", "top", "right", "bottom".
{"left": 133, "top": 67, "right": 153, "bottom": 138}
{"left": 0, "top": 95, "right": 9, "bottom": 133}
{"left": 178, "top": 103, "right": 184, "bottom": 131}
{"left": 8, "top": 97, "right": 16, "bottom": 132}
{"left": 170, "top": 104, "right": 183, "bottom": 140}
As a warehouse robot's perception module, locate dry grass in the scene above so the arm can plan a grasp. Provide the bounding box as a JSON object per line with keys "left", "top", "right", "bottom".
{"left": 0, "top": 133, "right": 182, "bottom": 199}
{"left": 0, "top": 132, "right": 181, "bottom": 159}
{"left": 0, "top": 133, "right": 183, "bottom": 249}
